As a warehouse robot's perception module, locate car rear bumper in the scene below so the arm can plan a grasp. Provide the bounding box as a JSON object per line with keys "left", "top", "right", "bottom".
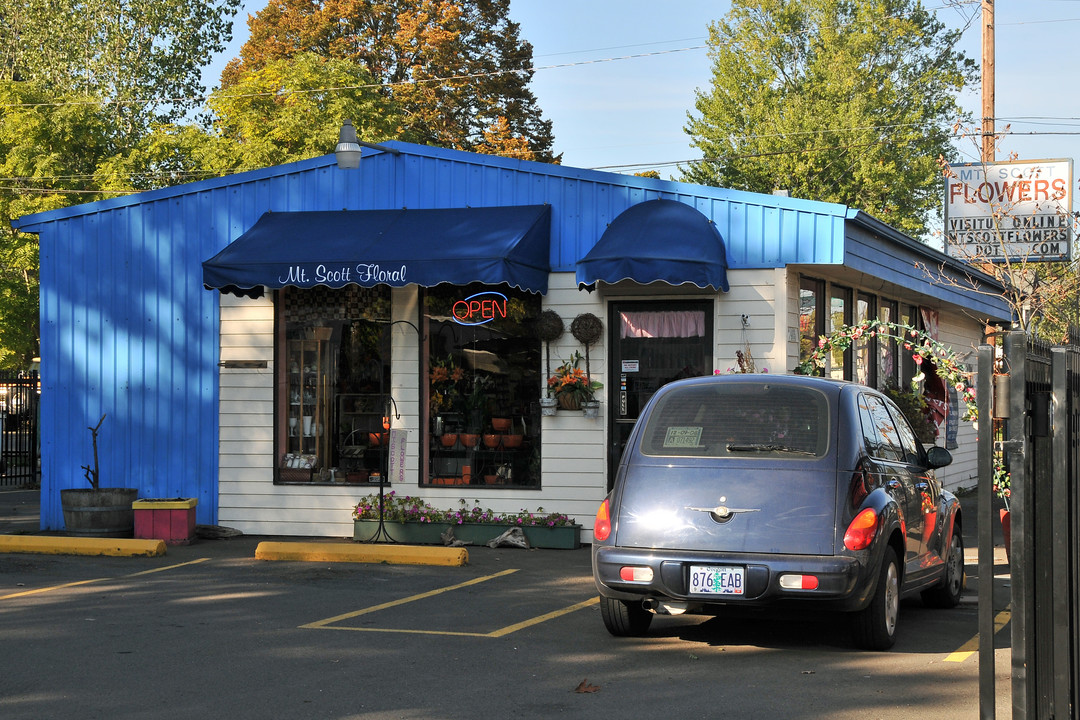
{"left": 593, "top": 545, "right": 874, "bottom": 612}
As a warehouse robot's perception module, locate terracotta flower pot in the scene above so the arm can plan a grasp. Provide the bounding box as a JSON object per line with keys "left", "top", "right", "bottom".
{"left": 483, "top": 434, "right": 501, "bottom": 448}
{"left": 491, "top": 417, "right": 511, "bottom": 432}
{"left": 502, "top": 434, "right": 523, "bottom": 448}
{"left": 1000, "top": 508, "right": 1011, "bottom": 562}
{"left": 440, "top": 433, "right": 458, "bottom": 447}
{"left": 459, "top": 433, "right": 479, "bottom": 448}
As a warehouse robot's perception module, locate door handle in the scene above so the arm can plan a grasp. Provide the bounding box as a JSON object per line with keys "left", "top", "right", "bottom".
{"left": 886, "top": 479, "right": 903, "bottom": 491}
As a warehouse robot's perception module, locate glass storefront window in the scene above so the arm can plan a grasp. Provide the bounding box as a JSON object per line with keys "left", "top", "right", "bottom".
{"left": 276, "top": 286, "right": 392, "bottom": 484}
{"left": 799, "top": 278, "right": 825, "bottom": 372}
{"left": 855, "top": 292, "right": 876, "bottom": 387}
{"left": 423, "top": 283, "right": 542, "bottom": 488}
{"left": 879, "top": 300, "right": 898, "bottom": 388}
{"left": 829, "top": 285, "right": 852, "bottom": 380}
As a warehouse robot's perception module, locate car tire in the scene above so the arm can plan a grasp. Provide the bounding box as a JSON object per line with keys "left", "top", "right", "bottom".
{"left": 922, "top": 529, "right": 964, "bottom": 608}
{"left": 600, "top": 596, "right": 653, "bottom": 636}
{"left": 851, "top": 546, "right": 900, "bottom": 650}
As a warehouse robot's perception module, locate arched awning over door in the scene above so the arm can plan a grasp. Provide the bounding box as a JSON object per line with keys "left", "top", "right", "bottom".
{"left": 575, "top": 199, "right": 729, "bottom": 291}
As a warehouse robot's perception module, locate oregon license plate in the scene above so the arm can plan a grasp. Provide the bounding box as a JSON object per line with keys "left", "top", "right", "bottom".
{"left": 689, "top": 565, "right": 745, "bottom": 595}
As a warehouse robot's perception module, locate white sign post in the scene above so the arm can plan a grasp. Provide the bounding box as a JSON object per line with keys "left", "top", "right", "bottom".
{"left": 388, "top": 428, "right": 408, "bottom": 485}
{"left": 944, "top": 159, "right": 1073, "bottom": 263}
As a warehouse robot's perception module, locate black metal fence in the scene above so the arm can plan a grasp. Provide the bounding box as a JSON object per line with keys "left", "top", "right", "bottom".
{"left": 987, "top": 332, "right": 1079, "bottom": 719}
{"left": 0, "top": 370, "right": 39, "bottom": 487}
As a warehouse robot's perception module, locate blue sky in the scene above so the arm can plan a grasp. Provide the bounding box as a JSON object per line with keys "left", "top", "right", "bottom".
{"left": 204, "top": 1, "right": 1080, "bottom": 201}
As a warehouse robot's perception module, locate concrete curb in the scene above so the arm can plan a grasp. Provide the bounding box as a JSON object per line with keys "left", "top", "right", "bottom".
{"left": 0, "top": 535, "right": 166, "bottom": 557}
{"left": 254, "top": 541, "right": 469, "bottom": 566}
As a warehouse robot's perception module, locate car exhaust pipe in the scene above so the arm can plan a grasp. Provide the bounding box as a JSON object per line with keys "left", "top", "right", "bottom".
{"left": 642, "top": 598, "right": 659, "bottom": 611}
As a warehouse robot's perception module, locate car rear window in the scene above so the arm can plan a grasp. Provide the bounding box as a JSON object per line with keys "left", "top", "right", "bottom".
{"left": 639, "top": 382, "right": 829, "bottom": 458}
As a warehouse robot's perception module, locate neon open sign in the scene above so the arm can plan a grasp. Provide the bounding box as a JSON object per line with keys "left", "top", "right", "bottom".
{"left": 452, "top": 291, "right": 508, "bottom": 326}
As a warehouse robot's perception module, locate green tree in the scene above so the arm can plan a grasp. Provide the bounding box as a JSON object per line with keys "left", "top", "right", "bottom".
{"left": 1, "top": 0, "right": 242, "bottom": 141}
{"left": 682, "top": 0, "right": 974, "bottom": 238}
{"left": 0, "top": 80, "right": 119, "bottom": 368}
{"left": 208, "top": 52, "right": 402, "bottom": 169}
{"left": 221, "top": 0, "right": 556, "bottom": 161}
{"left": 0, "top": 0, "right": 241, "bottom": 369}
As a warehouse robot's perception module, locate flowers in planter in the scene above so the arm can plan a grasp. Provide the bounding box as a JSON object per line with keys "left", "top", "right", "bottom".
{"left": 353, "top": 492, "right": 446, "bottom": 523}
{"left": 352, "top": 492, "right": 577, "bottom": 528}
{"left": 546, "top": 351, "right": 602, "bottom": 404}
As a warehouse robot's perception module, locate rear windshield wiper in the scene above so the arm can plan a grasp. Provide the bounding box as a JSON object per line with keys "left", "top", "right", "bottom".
{"left": 726, "top": 443, "right": 816, "bottom": 456}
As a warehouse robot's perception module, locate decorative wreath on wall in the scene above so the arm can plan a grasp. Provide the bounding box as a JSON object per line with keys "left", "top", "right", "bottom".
{"left": 536, "top": 310, "right": 565, "bottom": 390}
{"left": 570, "top": 312, "right": 603, "bottom": 346}
{"left": 571, "top": 313, "right": 604, "bottom": 391}
{"left": 536, "top": 310, "right": 565, "bottom": 343}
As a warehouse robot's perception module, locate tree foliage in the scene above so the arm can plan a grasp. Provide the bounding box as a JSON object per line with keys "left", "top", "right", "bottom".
{"left": 1, "top": 0, "right": 242, "bottom": 140}
{"left": 221, "top": 0, "right": 556, "bottom": 161}
{"left": 0, "top": 0, "right": 241, "bottom": 369}
{"left": 682, "top": 0, "right": 974, "bottom": 238}
{"left": 209, "top": 52, "right": 403, "bottom": 169}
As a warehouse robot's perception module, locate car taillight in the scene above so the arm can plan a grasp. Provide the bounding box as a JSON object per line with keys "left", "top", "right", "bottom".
{"left": 619, "top": 566, "right": 653, "bottom": 582}
{"left": 593, "top": 499, "right": 612, "bottom": 542}
{"left": 844, "top": 507, "right": 879, "bottom": 551}
{"left": 779, "top": 574, "right": 820, "bottom": 590}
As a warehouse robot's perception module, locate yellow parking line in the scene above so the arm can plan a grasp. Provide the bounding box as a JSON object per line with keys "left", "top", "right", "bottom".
{"left": 129, "top": 558, "right": 210, "bottom": 576}
{"left": 301, "top": 568, "right": 519, "bottom": 629}
{"left": 486, "top": 596, "right": 599, "bottom": 637}
{"left": 0, "top": 558, "right": 211, "bottom": 600}
{"left": 0, "top": 577, "right": 109, "bottom": 600}
{"left": 302, "top": 569, "right": 597, "bottom": 637}
{"left": 945, "top": 607, "right": 1011, "bottom": 662}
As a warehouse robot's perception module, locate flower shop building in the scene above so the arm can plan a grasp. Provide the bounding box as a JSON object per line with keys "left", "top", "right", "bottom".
{"left": 13, "top": 140, "right": 1011, "bottom": 538}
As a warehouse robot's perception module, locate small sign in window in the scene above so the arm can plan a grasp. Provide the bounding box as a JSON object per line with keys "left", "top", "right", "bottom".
{"left": 664, "top": 426, "right": 703, "bottom": 448}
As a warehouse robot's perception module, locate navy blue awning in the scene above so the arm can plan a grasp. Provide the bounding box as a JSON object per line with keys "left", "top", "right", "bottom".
{"left": 576, "top": 199, "right": 729, "bottom": 291}
{"left": 203, "top": 205, "right": 551, "bottom": 297}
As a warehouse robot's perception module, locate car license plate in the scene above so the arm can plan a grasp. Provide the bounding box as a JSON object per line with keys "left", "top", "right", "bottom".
{"left": 689, "top": 565, "right": 744, "bottom": 595}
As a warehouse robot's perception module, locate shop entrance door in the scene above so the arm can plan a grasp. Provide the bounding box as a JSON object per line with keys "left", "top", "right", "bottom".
{"left": 606, "top": 300, "right": 713, "bottom": 490}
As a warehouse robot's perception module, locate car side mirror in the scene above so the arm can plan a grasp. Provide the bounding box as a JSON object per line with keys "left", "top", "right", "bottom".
{"left": 925, "top": 445, "right": 953, "bottom": 469}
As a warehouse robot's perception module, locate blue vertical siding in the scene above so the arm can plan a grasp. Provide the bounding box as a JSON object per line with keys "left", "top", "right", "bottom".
{"left": 15, "top": 144, "right": 858, "bottom": 530}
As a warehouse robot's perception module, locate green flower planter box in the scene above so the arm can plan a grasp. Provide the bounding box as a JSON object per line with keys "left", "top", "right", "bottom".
{"left": 353, "top": 520, "right": 450, "bottom": 544}
{"left": 353, "top": 520, "right": 581, "bottom": 549}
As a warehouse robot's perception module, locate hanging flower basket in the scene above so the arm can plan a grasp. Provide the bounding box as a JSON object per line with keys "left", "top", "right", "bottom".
{"left": 547, "top": 352, "right": 603, "bottom": 413}
{"left": 558, "top": 394, "right": 582, "bottom": 411}
{"left": 582, "top": 400, "right": 601, "bottom": 418}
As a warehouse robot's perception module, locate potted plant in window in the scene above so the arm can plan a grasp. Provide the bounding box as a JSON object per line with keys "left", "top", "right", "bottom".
{"left": 59, "top": 414, "right": 139, "bottom": 537}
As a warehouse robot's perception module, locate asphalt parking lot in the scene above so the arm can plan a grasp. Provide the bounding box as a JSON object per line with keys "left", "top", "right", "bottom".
{"left": 0, "top": 488, "right": 1014, "bottom": 719}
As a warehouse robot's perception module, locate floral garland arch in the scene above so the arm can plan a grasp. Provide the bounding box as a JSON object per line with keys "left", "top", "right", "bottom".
{"left": 795, "top": 319, "right": 978, "bottom": 424}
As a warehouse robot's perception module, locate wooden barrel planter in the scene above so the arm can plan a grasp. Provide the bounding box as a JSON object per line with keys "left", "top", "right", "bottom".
{"left": 60, "top": 488, "right": 139, "bottom": 537}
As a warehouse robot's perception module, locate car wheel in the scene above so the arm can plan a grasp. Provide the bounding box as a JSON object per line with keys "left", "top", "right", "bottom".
{"left": 852, "top": 546, "right": 900, "bottom": 650}
{"left": 922, "top": 529, "right": 965, "bottom": 608}
{"left": 599, "top": 596, "right": 653, "bottom": 637}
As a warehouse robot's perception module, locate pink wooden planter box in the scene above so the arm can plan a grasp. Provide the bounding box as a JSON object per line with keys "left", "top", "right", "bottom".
{"left": 133, "top": 498, "right": 198, "bottom": 545}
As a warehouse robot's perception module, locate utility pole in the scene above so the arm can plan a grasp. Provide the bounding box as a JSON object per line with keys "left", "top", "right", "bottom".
{"left": 981, "top": 0, "right": 995, "bottom": 163}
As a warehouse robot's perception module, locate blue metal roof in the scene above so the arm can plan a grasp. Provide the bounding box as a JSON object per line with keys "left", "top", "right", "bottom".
{"left": 11, "top": 140, "right": 1012, "bottom": 529}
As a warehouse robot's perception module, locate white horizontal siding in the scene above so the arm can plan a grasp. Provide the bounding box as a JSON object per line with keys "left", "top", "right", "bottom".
{"left": 216, "top": 267, "right": 986, "bottom": 539}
